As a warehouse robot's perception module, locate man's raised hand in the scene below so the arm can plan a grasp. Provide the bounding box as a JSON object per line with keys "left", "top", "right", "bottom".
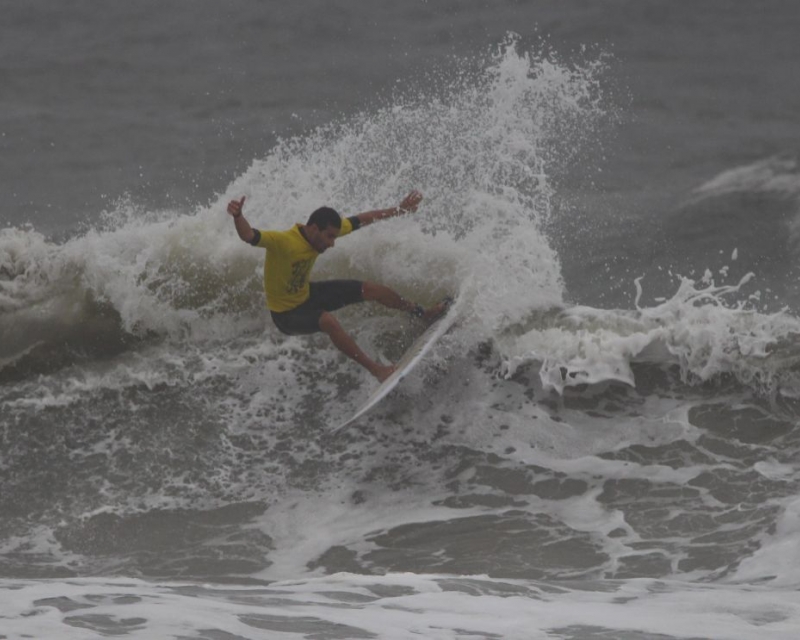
{"left": 398, "top": 190, "right": 423, "bottom": 214}
{"left": 227, "top": 196, "right": 246, "bottom": 218}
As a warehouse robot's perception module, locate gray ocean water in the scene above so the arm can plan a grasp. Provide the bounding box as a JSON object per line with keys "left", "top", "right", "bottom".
{"left": 3, "top": 2, "right": 800, "bottom": 639}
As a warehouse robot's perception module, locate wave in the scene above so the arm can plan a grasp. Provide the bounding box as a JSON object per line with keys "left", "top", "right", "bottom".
{"left": 5, "top": 38, "right": 800, "bottom": 404}
{"left": 647, "top": 154, "right": 800, "bottom": 312}
{"left": 1, "top": 36, "right": 606, "bottom": 381}
{"left": 4, "top": 574, "right": 798, "bottom": 639}
{"left": 690, "top": 154, "right": 800, "bottom": 203}
{"left": 0, "top": 216, "right": 266, "bottom": 381}
{"left": 501, "top": 274, "right": 800, "bottom": 398}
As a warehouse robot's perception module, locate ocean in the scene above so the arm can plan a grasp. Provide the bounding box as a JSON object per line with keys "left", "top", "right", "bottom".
{"left": 3, "top": 1, "right": 800, "bottom": 638}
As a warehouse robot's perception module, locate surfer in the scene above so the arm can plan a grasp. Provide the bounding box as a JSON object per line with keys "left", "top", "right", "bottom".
{"left": 227, "top": 191, "right": 447, "bottom": 382}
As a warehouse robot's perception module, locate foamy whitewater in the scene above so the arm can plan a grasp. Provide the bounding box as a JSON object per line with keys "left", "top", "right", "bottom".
{"left": 4, "top": 18, "right": 800, "bottom": 640}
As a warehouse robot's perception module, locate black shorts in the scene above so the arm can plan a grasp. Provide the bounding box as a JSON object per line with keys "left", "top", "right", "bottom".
{"left": 270, "top": 280, "right": 364, "bottom": 335}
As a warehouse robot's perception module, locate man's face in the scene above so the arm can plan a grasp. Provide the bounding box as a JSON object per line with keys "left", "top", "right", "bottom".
{"left": 307, "top": 224, "right": 339, "bottom": 253}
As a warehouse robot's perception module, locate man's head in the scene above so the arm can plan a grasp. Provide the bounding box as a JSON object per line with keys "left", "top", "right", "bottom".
{"left": 304, "top": 206, "right": 341, "bottom": 253}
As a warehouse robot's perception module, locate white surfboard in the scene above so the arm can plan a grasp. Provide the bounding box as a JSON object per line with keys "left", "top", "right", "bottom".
{"left": 331, "top": 299, "right": 459, "bottom": 434}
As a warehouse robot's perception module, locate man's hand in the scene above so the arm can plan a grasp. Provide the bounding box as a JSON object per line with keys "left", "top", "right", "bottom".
{"left": 398, "top": 190, "right": 423, "bottom": 214}
{"left": 352, "top": 190, "right": 424, "bottom": 227}
{"left": 227, "top": 196, "right": 246, "bottom": 218}
{"left": 227, "top": 196, "right": 256, "bottom": 244}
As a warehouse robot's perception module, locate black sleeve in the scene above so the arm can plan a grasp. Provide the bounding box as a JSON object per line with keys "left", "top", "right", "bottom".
{"left": 249, "top": 229, "right": 262, "bottom": 246}
{"left": 347, "top": 216, "right": 362, "bottom": 231}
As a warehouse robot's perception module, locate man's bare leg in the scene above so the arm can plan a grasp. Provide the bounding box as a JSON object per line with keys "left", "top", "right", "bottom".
{"left": 362, "top": 282, "right": 449, "bottom": 322}
{"left": 319, "top": 311, "right": 394, "bottom": 382}
{"left": 361, "top": 282, "right": 416, "bottom": 311}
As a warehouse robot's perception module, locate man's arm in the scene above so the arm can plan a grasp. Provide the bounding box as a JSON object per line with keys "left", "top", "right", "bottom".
{"left": 227, "top": 196, "right": 257, "bottom": 244}
{"left": 353, "top": 190, "right": 423, "bottom": 227}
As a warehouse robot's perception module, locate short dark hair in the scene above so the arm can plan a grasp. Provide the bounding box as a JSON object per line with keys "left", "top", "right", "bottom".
{"left": 307, "top": 206, "right": 341, "bottom": 230}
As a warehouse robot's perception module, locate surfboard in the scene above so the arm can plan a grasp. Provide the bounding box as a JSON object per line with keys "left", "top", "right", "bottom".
{"left": 331, "top": 299, "right": 459, "bottom": 434}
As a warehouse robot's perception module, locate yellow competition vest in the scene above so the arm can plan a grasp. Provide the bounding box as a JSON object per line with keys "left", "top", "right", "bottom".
{"left": 254, "top": 219, "right": 355, "bottom": 312}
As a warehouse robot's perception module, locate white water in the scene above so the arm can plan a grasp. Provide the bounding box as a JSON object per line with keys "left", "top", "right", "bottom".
{"left": 3, "top": 575, "right": 799, "bottom": 640}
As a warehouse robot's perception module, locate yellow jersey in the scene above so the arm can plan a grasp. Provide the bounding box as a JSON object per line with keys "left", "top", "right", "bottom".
{"left": 252, "top": 218, "right": 356, "bottom": 312}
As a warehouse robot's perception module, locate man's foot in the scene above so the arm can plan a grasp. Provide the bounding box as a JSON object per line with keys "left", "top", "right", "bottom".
{"left": 416, "top": 296, "right": 454, "bottom": 325}
{"left": 373, "top": 363, "right": 396, "bottom": 383}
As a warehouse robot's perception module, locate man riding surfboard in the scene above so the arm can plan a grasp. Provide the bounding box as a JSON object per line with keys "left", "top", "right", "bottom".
{"left": 227, "top": 190, "right": 447, "bottom": 382}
